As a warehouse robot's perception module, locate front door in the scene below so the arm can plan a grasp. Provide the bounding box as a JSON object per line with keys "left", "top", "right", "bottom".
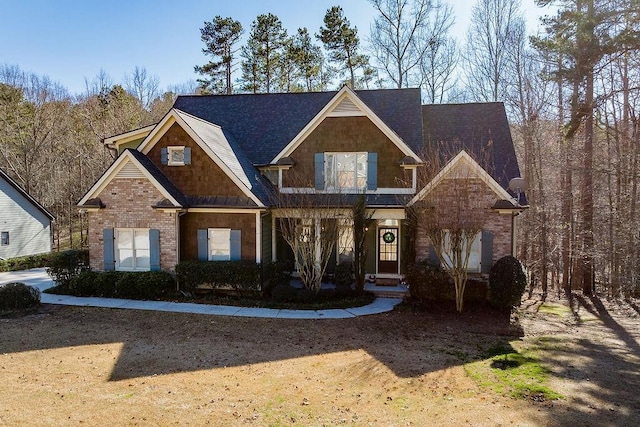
{"left": 378, "top": 227, "right": 399, "bottom": 274}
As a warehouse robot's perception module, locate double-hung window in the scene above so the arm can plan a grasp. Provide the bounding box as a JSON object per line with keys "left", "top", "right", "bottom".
{"left": 208, "top": 228, "right": 231, "bottom": 261}
{"left": 325, "top": 152, "right": 367, "bottom": 190}
{"left": 115, "top": 228, "right": 150, "bottom": 271}
{"left": 0, "top": 231, "right": 9, "bottom": 246}
{"left": 441, "top": 230, "right": 481, "bottom": 272}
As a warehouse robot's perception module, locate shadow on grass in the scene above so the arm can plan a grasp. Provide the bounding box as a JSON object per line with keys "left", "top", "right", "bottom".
{"left": 0, "top": 300, "right": 521, "bottom": 382}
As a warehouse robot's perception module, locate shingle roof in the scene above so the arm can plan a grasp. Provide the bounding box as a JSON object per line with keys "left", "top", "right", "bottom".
{"left": 421, "top": 102, "right": 526, "bottom": 203}
{"left": 173, "top": 88, "right": 424, "bottom": 165}
{"left": 126, "top": 149, "right": 187, "bottom": 207}
{"left": 174, "top": 110, "right": 273, "bottom": 204}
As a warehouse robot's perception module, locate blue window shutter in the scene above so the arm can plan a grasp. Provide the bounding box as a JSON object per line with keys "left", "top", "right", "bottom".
{"left": 481, "top": 230, "right": 493, "bottom": 273}
{"left": 103, "top": 228, "right": 115, "bottom": 271}
{"left": 197, "top": 229, "right": 208, "bottom": 261}
{"left": 230, "top": 230, "right": 242, "bottom": 261}
{"left": 367, "top": 152, "right": 378, "bottom": 190}
{"left": 314, "top": 153, "right": 324, "bottom": 190}
{"left": 184, "top": 147, "right": 191, "bottom": 165}
{"left": 149, "top": 229, "right": 160, "bottom": 271}
{"left": 161, "top": 147, "right": 168, "bottom": 165}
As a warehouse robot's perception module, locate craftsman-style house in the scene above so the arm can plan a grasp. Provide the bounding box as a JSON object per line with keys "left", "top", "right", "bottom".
{"left": 78, "top": 87, "right": 524, "bottom": 280}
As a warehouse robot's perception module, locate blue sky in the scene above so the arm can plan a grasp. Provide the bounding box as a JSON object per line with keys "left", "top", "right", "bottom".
{"left": 1, "top": 0, "right": 552, "bottom": 95}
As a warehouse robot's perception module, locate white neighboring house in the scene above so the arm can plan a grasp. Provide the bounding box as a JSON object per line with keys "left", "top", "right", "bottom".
{"left": 0, "top": 168, "right": 54, "bottom": 260}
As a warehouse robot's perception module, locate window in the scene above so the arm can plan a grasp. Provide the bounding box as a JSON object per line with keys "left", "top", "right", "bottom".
{"left": 325, "top": 152, "right": 367, "bottom": 190}
{"left": 0, "top": 231, "right": 9, "bottom": 246}
{"left": 167, "top": 146, "right": 186, "bottom": 166}
{"left": 208, "top": 228, "right": 231, "bottom": 261}
{"left": 441, "top": 230, "right": 481, "bottom": 272}
{"left": 338, "top": 220, "right": 354, "bottom": 263}
{"left": 115, "top": 229, "right": 150, "bottom": 271}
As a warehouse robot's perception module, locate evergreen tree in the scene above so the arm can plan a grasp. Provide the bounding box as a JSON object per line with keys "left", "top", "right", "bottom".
{"left": 195, "top": 16, "right": 243, "bottom": 94}
{"left": 240, "top": 13, "right": 288, "bottom": 93}
{"left": 289, "top": 28, "right": 324, "bottom": 91}
{"left": 318, "top": 6, "right": 368, "bottom": 88}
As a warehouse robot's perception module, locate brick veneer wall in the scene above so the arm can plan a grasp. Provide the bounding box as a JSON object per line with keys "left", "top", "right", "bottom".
{"left": 284, "top": 116, "right": 412, "bottom": 188}
{"left": 147, "top": 123, "right": 246, "bottom": 198}
{"left": 413, "top": 178, "right": 514, "bottom": 266}
{"left": 180, "top": 212, "right": 256, "bottom": 261}
{"left": 88, "top": 178, "right": 177, "bottom": 271}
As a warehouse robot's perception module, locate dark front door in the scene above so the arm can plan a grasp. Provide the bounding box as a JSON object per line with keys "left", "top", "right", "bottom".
{"left": 378, "top": 227, "right": 399, "bottom": 274}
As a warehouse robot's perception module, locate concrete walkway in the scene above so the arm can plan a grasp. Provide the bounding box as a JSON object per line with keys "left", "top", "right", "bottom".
{"left": 0, "top": 268, "right": 402, "bottom": 319}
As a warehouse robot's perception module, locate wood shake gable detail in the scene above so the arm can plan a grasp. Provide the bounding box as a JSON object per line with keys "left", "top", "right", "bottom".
{"left": 272, "top": 86, "right": 422, "bottom": 164}
{"left": 137, "top": 109, "right": 265, "bottom": 207}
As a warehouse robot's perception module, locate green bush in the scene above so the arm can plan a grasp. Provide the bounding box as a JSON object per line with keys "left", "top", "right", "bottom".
{"left": 0, "top": 282, "right": 40, "bottom": 310}
{"left": 46, "top": 249, "right": 89, "bottom": 287}
{"left": 489, "top": 256, "right": 527, "bottom": 309}
{"left": 405, "top": 259, "right": 451, "bottom": 301}
{"left": 50, "top": 270, "right": 175, "bottom": 300}
{"left": 176, "top": 260, "right": 261, "bottom": 293}
{"left": 262, "top": 261, "right": 293, "bottom": 295}
{"left": 334, "top": 261, "right": 353, "bottom": 289}
{"left": 271, "top": 284, "right": 299, "bottom": 302}
{"left": 0, "top": 253, "right": 51, "bottom": 272}
{"left": 115, "top": 271, "right": 175, "bottom": 300}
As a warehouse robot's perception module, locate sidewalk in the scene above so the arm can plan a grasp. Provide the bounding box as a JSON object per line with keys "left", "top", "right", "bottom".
{"left": 0, "top": 268, "right": 402, "bottom": 319}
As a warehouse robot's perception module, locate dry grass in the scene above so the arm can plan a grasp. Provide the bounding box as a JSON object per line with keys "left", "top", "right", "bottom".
{"left": 1, "top": 297, "right": 639, "bottom": 426}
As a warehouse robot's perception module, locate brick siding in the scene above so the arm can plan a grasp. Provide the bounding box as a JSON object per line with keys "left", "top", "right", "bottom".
{"left": 88, "top": 178, "right": 177, "bottom": 271}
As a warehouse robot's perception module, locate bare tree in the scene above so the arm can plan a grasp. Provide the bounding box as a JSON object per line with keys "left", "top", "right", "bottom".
{"left": 123, "top": 66, "right": 160, "bottom": 110}
{"left": 369, "top": 0, "right": 454, "bottom": 89}
{"left": 462, "top": 0, "right": 526, "bottom": 102}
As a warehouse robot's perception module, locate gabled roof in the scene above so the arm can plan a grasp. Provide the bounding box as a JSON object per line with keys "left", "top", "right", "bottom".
{"left": 103, "top": 124, "right": 155, "bottom": 150}
{"left": 77, "top": 149, "right": 185, "bottom": 208}
{"left": 422, "top": 102, "right": 525, "bottom": 203}
{"left": 408, "top": 150, "right": 518, "bottom": 207}
{"left": 0, "top": 167, "right": 54, "bottom": 220}
{"left": 273, "top": 86, "right": 422, "bottom": 162}
{"left": 136, "top": 109, "right": 270, "bottom": 207}
{"left": 173, "top": 88, "right": 424, "bottom": 165}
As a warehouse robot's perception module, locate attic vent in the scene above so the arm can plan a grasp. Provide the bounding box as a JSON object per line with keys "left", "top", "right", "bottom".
{"left": 115, "top": 162, "right": 144, "bottom": 179}
{"left": 329, "top": 97, "right": 365, "bottom": 116}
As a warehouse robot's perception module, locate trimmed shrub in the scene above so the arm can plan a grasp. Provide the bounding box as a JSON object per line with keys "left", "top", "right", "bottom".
{"left": 0, "top": 282, "right": 40, "bottom": 310}
{"left": 0, "top": 253, "right": 52, "bottom": 272}
{"left": 262, "top": 261, "right": 293, "bottom": 295}
{"left": 46, "top": 249, "right": 89, "bottom": 287}
{"left": 115, "top": 271, "right": 175, "bottom": 300}
{"left": 51, "top": 270, "right": 175, "bottom": 300}
{"left": 271, "top": 284, "right": 299, "bottom": 302}
{"left": 296, "top": 288, "right": 316, "bottom": 303}
{"left": 176, "top": 260, "right": 261, "bottom": 293}
{"left": 334, "top": 261, "right": 354, "bottom": 289}
{"left": 489, "top": 255, "right": 527, "bottom": 309}
{"left": 405, "top": 259, "right": 451, "bottom": 301}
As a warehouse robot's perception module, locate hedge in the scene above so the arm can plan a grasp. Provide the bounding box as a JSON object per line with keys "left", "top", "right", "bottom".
{"left": 176, "top": 260, "right": 261, "bottom": 293}
{"left": 0, "top": 253, "right": 51, "bottom": 272}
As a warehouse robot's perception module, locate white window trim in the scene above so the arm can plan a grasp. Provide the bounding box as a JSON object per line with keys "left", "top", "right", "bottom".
{"left": 167, "top": 146, "right": 186, "bottom": 166}
{"left": 0, "top": 231, "right": 9, "bottom": 246}
{"left": 324, "top": 152, "right": 368, "bottom": 191}
{"left": 441, "top": 230, "right": 482, "bottom": 273}
{"left": 115, "top": 228, "right": 150, "bottom": 271}
{"left": 208, "top": 228, "right": 231, "bottom": 261}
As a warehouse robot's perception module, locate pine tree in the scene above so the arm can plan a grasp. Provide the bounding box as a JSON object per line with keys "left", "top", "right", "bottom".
{"left": 195, "top": 16, "right": 243, "bottom": 95}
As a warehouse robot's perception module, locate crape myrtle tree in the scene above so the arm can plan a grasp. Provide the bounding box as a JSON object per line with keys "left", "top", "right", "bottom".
{"left": 195, "top": 16, "right": 243, "bottom": 94}
{"left": 408, "top": 146, "right": 492, "bottom": 312}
